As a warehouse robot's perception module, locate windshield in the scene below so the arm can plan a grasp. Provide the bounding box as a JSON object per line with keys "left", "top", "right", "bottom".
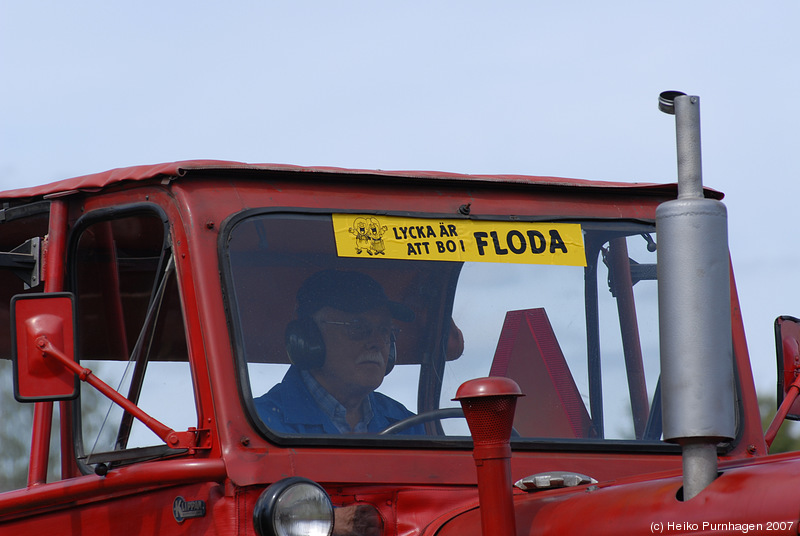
{"left": 224, "top": 212, "right": 663, "bottom": 443}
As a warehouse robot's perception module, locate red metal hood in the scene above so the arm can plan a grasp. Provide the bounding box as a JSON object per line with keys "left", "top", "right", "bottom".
{"left": 433, "top": 456, "right": 800, "bottom": 535}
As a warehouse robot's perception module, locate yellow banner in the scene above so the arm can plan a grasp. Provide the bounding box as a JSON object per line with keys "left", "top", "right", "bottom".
{"left": 332, "top": 214, "right": 586, "bottom": 266}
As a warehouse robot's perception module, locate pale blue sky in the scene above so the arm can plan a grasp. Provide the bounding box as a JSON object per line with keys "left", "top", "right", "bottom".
{"left": 1, "top": 1, "right": 798, "bottom": 397}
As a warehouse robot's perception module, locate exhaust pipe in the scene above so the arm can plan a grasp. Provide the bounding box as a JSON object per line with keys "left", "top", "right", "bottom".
{"left": 656, "top": 91, "right": 735, "bottom": 500}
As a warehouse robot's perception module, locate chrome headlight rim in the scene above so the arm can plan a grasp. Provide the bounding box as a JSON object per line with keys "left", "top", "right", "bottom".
{"left": 253, "top": 476, "right": 334, "bottom": 536}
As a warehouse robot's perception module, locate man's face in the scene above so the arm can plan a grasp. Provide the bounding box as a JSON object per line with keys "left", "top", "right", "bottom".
{"left": 311, "top": 306, "right": 394, "bottom": 404}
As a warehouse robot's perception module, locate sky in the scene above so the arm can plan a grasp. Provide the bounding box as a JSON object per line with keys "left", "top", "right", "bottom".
{"left": 1, "top": 1, "right": 799, "bottom": 400}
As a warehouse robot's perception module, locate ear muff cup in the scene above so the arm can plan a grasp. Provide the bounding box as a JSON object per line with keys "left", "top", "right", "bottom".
{"left": 285, "top": 317, "right": 397, "bottom": 376}
{"left": 285, "top": 317, "right": 326, "bottom": 370}
{"left": 385, "top": 332, "right": 396, "bottom": 375}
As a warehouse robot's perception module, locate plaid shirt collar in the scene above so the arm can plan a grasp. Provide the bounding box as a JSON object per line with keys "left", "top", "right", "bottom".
{"left": 300, "top": 369, "right": 374, "bottom": 434}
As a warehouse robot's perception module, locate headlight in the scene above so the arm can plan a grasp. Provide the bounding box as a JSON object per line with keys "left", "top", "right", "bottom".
{"left": 253, "top": 477, "right": 334, "bottom": 536}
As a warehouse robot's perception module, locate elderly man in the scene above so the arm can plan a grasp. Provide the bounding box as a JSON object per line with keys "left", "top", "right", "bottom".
{"left": 255, "top": 269, "right": 422, "bottom": 435}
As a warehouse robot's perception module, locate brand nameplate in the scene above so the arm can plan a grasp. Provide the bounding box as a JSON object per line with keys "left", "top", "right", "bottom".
{"left": 173, "top": 496, "right": 206, "bottom": 523}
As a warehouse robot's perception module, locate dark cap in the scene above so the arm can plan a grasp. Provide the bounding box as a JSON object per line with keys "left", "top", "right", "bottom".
{"left": 296, "top": 269, "right": 414, "bottom": 322}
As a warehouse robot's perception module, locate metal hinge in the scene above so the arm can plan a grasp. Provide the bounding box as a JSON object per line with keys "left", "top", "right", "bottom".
{"left": 0, "top": 237, "right": 41, "bottom": 288}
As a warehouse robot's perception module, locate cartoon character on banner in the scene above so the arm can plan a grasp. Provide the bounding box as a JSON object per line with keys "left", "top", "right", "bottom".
{"left": 366, "top": 217, "right": 387, "bottom": 255}
{"left": 349, "top": 217, "right": 372, "bottom": 254}
{"left": 349, "top": 217, "right": 387, "bottom": 256}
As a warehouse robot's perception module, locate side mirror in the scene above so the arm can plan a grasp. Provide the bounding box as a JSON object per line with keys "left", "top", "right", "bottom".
{"left": 775, "top": 315, "right": 800, "bottom": 420}
{"left": 11, "top": 292, "right": 78, "bottom": 402}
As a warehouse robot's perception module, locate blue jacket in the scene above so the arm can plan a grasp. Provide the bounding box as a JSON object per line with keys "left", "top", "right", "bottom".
{"left": 254, "top": 366, "right": 424, "bottom": 435}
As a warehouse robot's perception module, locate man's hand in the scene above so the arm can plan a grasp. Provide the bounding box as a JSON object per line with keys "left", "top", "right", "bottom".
{"left": 333, "top": 504, "right": 382, "bottom": 536}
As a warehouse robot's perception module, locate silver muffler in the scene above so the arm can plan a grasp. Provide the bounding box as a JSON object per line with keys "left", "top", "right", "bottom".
{"left": 656, "top": 91, "right": 736, "bottom": 501}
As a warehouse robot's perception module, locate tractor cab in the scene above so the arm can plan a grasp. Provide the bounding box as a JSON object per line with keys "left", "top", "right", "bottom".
{"left": 0, "top": 159, "right": 775, "bottom": 536}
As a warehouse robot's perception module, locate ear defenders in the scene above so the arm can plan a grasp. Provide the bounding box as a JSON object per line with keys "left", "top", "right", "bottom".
{"left": 285, "top": 317, "right": 396, "bottom": 375}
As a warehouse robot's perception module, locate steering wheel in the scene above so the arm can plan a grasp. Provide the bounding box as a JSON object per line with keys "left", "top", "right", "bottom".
{"left": 377, "top": 407, "right": 465, "bottom": 435}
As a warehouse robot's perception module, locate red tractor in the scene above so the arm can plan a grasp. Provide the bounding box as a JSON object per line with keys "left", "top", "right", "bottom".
{"left": 1, "top": 92, "right": 798, "bottom": 535}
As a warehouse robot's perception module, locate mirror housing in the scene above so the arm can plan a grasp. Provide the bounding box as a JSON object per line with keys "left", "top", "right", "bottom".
{"left": 11, "top": 292, "right": 78, "bottom": 402}
{"left": 775, "top": 315, "right": 800, "bottom": 420}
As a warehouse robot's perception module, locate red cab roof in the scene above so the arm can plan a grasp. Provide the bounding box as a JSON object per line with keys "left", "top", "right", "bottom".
{"left": 0, "top": 160, "right": 711, "bottom": 201}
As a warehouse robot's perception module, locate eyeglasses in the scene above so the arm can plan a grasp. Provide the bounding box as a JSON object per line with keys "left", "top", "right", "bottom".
{"left": 320, "top": 320, "right": 399, "bottom": 343}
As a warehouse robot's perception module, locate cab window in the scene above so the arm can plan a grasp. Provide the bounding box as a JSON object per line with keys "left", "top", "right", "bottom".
{"left": 224, "top": 212, "right": 666, "bottom": 444}
{"left": 69, "top": 207, "right": 195, "bottom": 470}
